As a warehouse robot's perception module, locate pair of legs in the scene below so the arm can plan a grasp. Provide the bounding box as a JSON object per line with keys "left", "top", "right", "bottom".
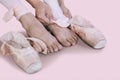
{"left": 20, "top": 13, "right": 77, "bottom": 53}
{"left": 0, "top": 0, "right": 106, "bottom": 53}
{"left": 22, "top": 0, "right": 78, "bottom": 52}
{"left": 0, "top": 0, "right": 78, "bottom": 53}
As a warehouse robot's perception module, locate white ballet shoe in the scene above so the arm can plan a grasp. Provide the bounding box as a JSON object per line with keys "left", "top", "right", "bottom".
{"left": 69, "top": 16, "right": 106, "bottom": 49}
{"left": 0, "top": 32, "right": 42, "bottom": 74}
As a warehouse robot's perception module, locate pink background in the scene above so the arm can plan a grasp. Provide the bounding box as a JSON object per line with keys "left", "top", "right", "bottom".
{"left": 0, "top": 0, "right": 120, "bottom": 80}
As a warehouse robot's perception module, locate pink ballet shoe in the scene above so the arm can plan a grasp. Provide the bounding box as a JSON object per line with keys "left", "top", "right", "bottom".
{"left": 0, "top": 32, "right": 43, "bottom": 74}
{"left": 69, "top": 16, "right": 106, "bottom": 49}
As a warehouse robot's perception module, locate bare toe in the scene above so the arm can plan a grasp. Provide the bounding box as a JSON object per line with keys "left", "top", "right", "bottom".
{"left": 73, "top": 35, "right": 78, "bottom": 42}
{"left": 48, "top": 46, "right": 54, "bottom": 53}
{"left": 55, "top": 42, "right": 63, "bottom": 51}
{"left": 53, "top": 44, "right": 59, "bottom": 52}
{"left": 61, "top": 40, "right": 71, "bottom": 47}
{"left": 58, "top": 44, "right": 63, "bottom": 50}
{"left": 33, "top": 43, "right": 42, "bottom": 52}
{"left": 70, "top": 37, "right": 77, "bottom": 46}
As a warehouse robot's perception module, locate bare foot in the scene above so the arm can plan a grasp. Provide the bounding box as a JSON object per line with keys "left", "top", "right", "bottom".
{"left": 47, "top": 24, "right": 78, "bottom": 47}
{"left": 19, "top": 13, "right": 63, "bottom": 53}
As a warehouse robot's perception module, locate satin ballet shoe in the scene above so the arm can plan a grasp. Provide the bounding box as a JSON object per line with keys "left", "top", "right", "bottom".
{"left": 69, "top": 16, "right": 106, "bottom": 49}
{"left": 0, "top": 32, "right": 43, "bottom": 74}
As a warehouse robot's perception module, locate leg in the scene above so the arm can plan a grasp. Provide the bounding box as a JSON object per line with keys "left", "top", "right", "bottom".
{"left": 19, "top": 13, "right": 63, "bottom": 53}
{"left": 34, "top": 0, "right": 78, "bottom": 47}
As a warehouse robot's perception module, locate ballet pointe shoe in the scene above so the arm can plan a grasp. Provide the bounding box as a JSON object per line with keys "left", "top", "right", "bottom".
{"left": 69, "top": 16, "right": 107, "bottom": 49}
{"left": 0, "top": 32, "right": 42, "bottom": 74}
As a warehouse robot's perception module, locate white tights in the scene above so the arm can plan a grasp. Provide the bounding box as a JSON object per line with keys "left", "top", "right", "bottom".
{"left": 0, "top": 0, "right": 69, "bottom": 27}
{"left": 0, "top": 0, "right": 29, "bottom": 21}
{"left": 44, "top": 0, "right": 70, "bottom": 27}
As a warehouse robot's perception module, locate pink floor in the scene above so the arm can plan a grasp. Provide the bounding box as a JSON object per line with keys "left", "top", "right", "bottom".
{"left": 0, "top": 0, "right": 120, "bottom": 80}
